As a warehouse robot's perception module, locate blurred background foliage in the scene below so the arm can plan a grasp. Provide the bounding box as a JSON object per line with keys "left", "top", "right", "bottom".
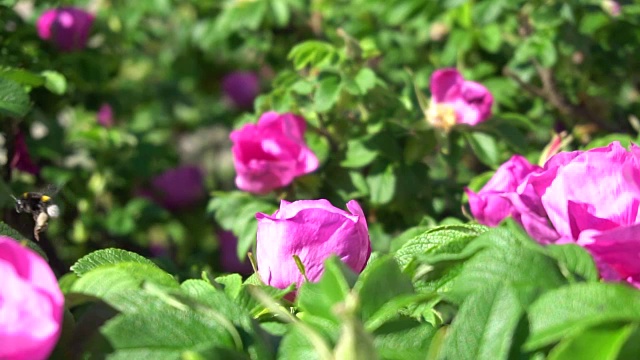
{"left": 1, "top": 0, "right": 639, "bottom": 277}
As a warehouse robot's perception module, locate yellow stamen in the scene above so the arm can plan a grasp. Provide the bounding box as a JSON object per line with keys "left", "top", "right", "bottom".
{"left": 426, "top": 101, "right": 457, "bottom": 132}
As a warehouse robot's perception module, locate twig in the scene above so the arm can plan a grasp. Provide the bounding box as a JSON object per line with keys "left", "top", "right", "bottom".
{"left": 506, "top": 14, "right": 618, "bottom": 132}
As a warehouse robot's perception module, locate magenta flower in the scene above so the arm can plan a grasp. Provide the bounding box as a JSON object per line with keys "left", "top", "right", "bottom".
{"left": 139, "top": 166, "right": 205, "bottom": 211}
{"left": 230, "top": 112, "right": 319, "bottom": 194}
{"left": 466, "top": 155, "right": 541, "bottom": 227}
{"left": 10, "top": 131, "right": 39, "bottom": 175}
{"left": 427, "top": 68, "right": 493, "bottom": 130}
{"left": 97, "top": 103, "right": 114, "bottom": 127}
{"left": 256, "top": 199, "right": 371, "bottom": 291}
{"left": 603, "top": 1, "right": 621, "bottom": 17}
{"left": 218, "top": 230, "right": 253, "bottom": 275}
{"left": 468, "top": 142, "right": 640, "bottom": 288}
{"left": 0, "top": 236, "right": 64, "bottom": 360}
{"left": 222, "top": 71, "right": 260, "bottom": 109}
{"left": 36, "top": 7, "right": 94, "bottom": 52}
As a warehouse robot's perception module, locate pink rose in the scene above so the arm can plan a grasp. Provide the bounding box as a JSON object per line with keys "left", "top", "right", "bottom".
{"left": 230, "top": 112, "right": 319, "bottom": 194}
{"left": 0, "top": 236, "right": 64, "bottom": 360}
{"left": 10, "top": 131, "right": 39, "bottom": 175}
{"left": 256, "top": 199, "right": 371, "bottom": 291}
{"left": 222, "top": 71, "right": 260, "bottom": 109}
{"left": 97, "top": 103, "right": 114, "bottom": 127}
{"left": 138, "top": 166, "right": 205, "bottom": 211}
{"left": 466, "top": 155, "right": 541, "bottom": 226}
{"left": 469, "top": 142, "right": 640, "bottom": 287}
{"left": 36, "top": 7, "right": 94, "bottom": 52}
{"left": 427, "top": 68, "right": 493, "bottom": 130}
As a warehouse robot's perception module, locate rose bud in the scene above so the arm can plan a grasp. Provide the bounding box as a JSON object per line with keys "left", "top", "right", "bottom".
{"left": 256, "top": 199, "right": 371, "bottom": 291}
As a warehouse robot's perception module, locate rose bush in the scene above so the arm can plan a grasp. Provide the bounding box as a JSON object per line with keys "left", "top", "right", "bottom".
{"left": 97, "top": 103, "right": 114, "bottom": 127}
{"left": 10, "top": 131, "right": 39, "bottom": 175}
{"left": 230, "top": 111, "right": 319, "bottom": 194}
{"left": 222, "top": 71, "right": 260, "bottom": 109}
{"left": 4, "top": 1, "right": 640, "bottom": 358}
{"left": 0, "top": 237, "right": 64, "bottom": 360}
{"left": 138, "top": 165, "right": 205, "bottom": 210}
{"left": 255, "top": 199, "right": 371, "bottom": 290}
{"left": 468, "top": 141, "right": 640, "bottom": 287}
{"left": 36, "top": 7, "right": 94, "bottom": 52}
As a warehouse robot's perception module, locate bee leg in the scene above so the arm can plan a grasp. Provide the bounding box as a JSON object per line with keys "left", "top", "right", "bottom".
{"left": 34, "top": 211, "right": 49, "bottom": 241}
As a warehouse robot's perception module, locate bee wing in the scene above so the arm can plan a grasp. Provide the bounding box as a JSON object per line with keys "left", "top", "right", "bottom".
{"left": 41, "top": 184, "right": 61, "bottom": 197}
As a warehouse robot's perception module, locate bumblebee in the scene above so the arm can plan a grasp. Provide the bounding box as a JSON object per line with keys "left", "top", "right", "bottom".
{"left": 12, "top": 192, "right": 60, "bottom": 241}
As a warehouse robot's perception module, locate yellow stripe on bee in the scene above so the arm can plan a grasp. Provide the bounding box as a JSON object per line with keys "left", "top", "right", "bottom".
{"left": 22, "top": 192, "right": 28, "bottom": 198}
{"left": 41, "top": 196, "right": 51, "bottom": 202}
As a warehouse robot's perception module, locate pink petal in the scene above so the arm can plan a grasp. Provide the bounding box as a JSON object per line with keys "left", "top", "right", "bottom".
{"left": 430, "top": 68, "right": 463, "bottom": 103}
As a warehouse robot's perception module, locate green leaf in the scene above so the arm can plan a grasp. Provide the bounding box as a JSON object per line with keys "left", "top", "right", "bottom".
{"left": 270, "top": 0, "right": 291, "bottom": 27}
{"left": 440, "top": 29, "right": 473, "bottom": 65}
{"left": 546, "top": 244, "right": 599, "bottom": 283}
{"left": 365, "top": 293, "right": 436, "bottom": 333}
{"left": 315, "top": 75, "right": 341, "bottom": 112}
{"left": 58, "top": 272, "right": 78, "bottom": 293}
{"left": 355, "top": 256, "right": 414, "bottom": 323}
{"left": 288, "top": 41, "right": 338, "bottom": 70}
{"left": 41, "top": 71, "right": 67, "bottom": 95}
{"left": 395, "top": 224, "right": 488, "bottom": 271}
{"left": 443, "top": 285, "right": 524, "bottom": 360}
{"left": 464, "top": 131, "right": 500, "bottom": 168}
{"left": 214, "top": 274, "right": 243, "bottom": 299}
{"left": 354, "top": 68, "right": 377, "bottom": 94}
{"left": 208, "top": 192, "right": 277, "bottom": 259}
{"left": 526, "top": 283, "right": 640, "bottom": 350}
{"left": 473, "top": 0, "right": 506, "bottom": 25}
{"left": 100, "top": 293, "right": 241, "bottom": 359}
{"left": 179, "top": 279, "right": 275, "bottom": 358}
{"left": 403, "top": 129, "right": 437, "bottom": 164}
{"left": 236, "top": 283, "right": 294, "bottom": 317}
{"left": 297, "top": 257, "right": 358, "bottom": 324}
{"left": 214, "top": 0, "right": 268, "bottom": 33}
{"left": 448, "top": 226, "right": 566, "bottom": 305}
{"left": 548, "top": 323, "right": 636, "bottom": 360}
{"left": 341, "top": 138, "right": 379, "bottom": 168}
{"left": 71, "top": 248, "right": 158, "bottom": 277}
{"left": 0, "top": 68, "right": 45, "bottom": 87}
{"left": 477, "top": 24, "right": 503, "bottom": 53}
{"left": 0, "top": 221, "right": 28, "bottom": 241}
{"left": 0, "top": 76, "right": 30, "bottom": 117}
{"left": 291, "top": 79, "right": 315, "bottom": 95}
{"left": 278, "top": 326, "right": 321, "bottom": 360}
{"left": 579, "top": 13, "right": 610, "bottom": 35}
{"left": 70, "top": 262, "right": 179, "bottom": 301}
{"left": 372, "top": 317, "right": 436, "bottom": 360}
{"left": 514, "top": 36, "right": 558, "bottom": 68}
{"left": 366, "top": 162, "right": 397, "bottom": 206}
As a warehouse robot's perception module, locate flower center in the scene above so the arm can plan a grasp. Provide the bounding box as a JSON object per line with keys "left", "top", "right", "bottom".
{"left": 426, "top": 101, "right": 457, "bottom": 131}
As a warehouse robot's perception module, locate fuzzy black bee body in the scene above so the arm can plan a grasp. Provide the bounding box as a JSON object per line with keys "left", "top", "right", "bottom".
{"left": 13, "top": 192, "right": 60, "bottom": 241}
